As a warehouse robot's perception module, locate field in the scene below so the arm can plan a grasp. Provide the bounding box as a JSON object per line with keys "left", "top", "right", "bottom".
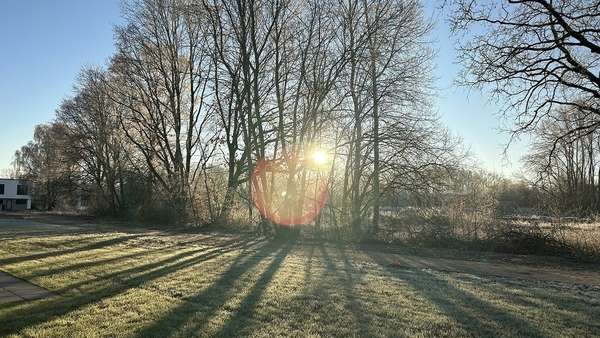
{"left": 1, "top": 215, "right": 600, "bottom": 337}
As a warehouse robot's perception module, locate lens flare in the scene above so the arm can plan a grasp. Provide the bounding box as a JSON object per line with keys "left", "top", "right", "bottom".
{"left": 251, "top": 152, "right": 330, "bottom": 226}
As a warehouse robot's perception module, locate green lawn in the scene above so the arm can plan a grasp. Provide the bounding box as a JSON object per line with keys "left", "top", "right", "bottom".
{"left": 0, "top": 222, "right": 599, "bottom": 337}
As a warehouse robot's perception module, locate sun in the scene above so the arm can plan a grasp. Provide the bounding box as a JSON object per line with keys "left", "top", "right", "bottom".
{"left": 311, "top": 149, "right": 329, "bottom": 166}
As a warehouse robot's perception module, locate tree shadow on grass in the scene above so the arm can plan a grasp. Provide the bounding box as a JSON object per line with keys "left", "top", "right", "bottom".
{"left": 474, "top": 277, "right": 600, "bottom": 332}
{"left": 0, "top": 234, "right": 142, "bottom": 266}
{"left": 210, "top": 241, "right": 293, "bottom": 337}
{"left": 320, "top": 244, "right": 373, "bottom": 337}
{"left": 0, "top": 228, "right": 104, "bottom": 241}
{"left": 56, "top": 237, "right": 264, "bottom": 294}
{"left": 133, "top": 239, "right": 292, "bottom": 337}
{"left": 24, "top": 237, "right": 251, "bottom": 280}
{"left": 368, "top": 252, "right": 547, "bottom": 337}
{"left": 395, "top": 254, "right": 600, "bottom": 324}
{"left": 0, "top": 237, "right": 263, "bottom": 336}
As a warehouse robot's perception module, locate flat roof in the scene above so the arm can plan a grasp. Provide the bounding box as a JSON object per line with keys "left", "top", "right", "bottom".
{"left": 0, "top": 178, "right": 29, "bottom": 181}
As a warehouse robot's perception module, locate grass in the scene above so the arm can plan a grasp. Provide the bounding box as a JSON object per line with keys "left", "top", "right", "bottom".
{"left": 0, "top": 221, "right": 599, "bottom": 337}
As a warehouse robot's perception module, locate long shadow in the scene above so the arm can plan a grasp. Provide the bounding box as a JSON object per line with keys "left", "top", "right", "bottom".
{"left": 394, "top": 253, "right": 599, "bottom": 315}
{"left": 213, "top": 241, "right": 293, "bottom": 337}
{"left": 0, "top": 232, "right": 101, "bottom": 246}
{"left": 25, "top": 237, "right": 250, "bottom": 279}
{"left": 0, "top": 237, "right": 264, "bottom": 336}
{"left": 318, "top": 244, "right": 372, "bottom": 337}
{"left": 368, "top": 252, "right": 547, "bottom": 337}
{"left": 478, "top": 277, "right": 600, "bottom": 329}
{"left": 337, "top": 245, "right": 372, "bottom": 335}
{"left": 134, "top": 240, "right": 290, "bottom": 338}
{"left": 56, "top": 237, "right": 263, "bottom": 293}
{"left": 307, "top": 243, "right": 338, "bottom": 301}
{"left": 24, "top": 249, "right": 156, "bottom": 279}
{"left": 0, "top": 227, "right": 108, "bottom": 241}
{"left": 0, "top": 234, "right": 142, "bottom": 266}
{"left": 276, "top": 243, "right": 315, "bottom": 328}
{"left": 303, "top": 244, "right": 315, "bottom": 288}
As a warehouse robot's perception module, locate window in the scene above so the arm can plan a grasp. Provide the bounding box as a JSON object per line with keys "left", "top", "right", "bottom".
{"left": 17, "top": 184, "right": 28, "bottom": 195}
{"left": 15, "top": 199, "right": 27, "bottom": 205}
{"left": 0, "top": 184, "right": 4, "bottom": 195}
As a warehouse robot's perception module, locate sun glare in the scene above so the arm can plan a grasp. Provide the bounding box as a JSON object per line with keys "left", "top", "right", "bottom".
{"left": 311, "top": 149, "right": 328, "bottom": 166}
{"left": 251, "top": 157, "right": 330, "bottom": 226}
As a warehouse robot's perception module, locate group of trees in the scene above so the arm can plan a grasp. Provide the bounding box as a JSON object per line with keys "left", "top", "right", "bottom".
{"left": 13, "top": 0, "right": 460, "bottom": 234}
{"left": 527, "top": 107, "right": 600, "bottom": 213}
{"left": 450, "top": 0, "right": 600, "bottom": 214}
{"left": 15, "top": 0, "right": 598, "bottom": 234}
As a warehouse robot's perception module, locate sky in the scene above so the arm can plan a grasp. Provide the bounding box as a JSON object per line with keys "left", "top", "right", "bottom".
{"left": 0, "top": 0, "right": 122, "bottom": 174}
{"left": 0, "top": 0, "right": 528, "bottom": 177}
{"left": 425, "top": 3, "right": 529, "bottom": 177}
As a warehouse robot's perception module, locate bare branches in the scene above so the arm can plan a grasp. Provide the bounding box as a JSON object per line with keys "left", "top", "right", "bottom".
{"left": 14, "top": 0, "right": 463, "bottom": 229}
{"left": 450, "top": 0, "right": 600, "bottom": 148}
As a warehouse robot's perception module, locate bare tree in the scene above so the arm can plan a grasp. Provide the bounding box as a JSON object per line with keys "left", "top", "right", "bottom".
{"left": 450, "top": 0, "right": 600, "bottom": 162}
{"left": 338, "top": 0, "right": 444, "bottom": 235}
{"left": 109, "top": 0, "right": 213, "bottom": 220}
{"left": 57, "top": 68, "right": 128, "bottom": 214}
{"left": 525, "top": 105, "right": 600, "bottom": 212}
{"left": 11, "top": 0, "right": 463, "bottom": 233}
{"left": 14, "top": 123, "right": 75, "bottom": 210}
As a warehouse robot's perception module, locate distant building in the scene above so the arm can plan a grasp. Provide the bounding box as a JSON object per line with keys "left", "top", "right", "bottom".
{"left": 0, "top": 178, "right": 32, "bottom": 211}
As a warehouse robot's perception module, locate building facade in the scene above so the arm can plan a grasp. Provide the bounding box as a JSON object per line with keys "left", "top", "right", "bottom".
{"left": 0, "top": 179, "right": 32, "bottom": 211}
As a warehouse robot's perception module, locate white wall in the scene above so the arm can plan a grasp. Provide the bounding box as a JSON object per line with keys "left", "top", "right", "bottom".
{"left": 0, "top": 179, "right": 32, "bottom": 208}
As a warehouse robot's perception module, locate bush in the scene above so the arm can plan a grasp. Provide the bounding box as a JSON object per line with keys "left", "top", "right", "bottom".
{"left": 377, "top": 206, "right": 599, "bottom": 260}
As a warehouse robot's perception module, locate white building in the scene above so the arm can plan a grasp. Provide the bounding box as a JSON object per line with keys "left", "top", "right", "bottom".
{"left": 0, "top": 178, "right": 32, "bottom": 211}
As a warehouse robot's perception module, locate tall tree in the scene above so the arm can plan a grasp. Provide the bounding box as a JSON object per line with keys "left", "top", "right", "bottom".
{"left": 57, "top": 68, "right": 128, "bottom": 214}
{"left": 110, "top": 0, "right": 213, "bottom": 219}
{"left": 14, "top": 123, "right": 75, "bottom": 210}
{"left": 340, "top": 0, "right": 440, "bottom": 234}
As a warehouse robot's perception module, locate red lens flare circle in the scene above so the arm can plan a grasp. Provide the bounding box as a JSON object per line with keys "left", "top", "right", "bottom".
{"left": 251, "top": 156, "right": 329, "bottom": 226}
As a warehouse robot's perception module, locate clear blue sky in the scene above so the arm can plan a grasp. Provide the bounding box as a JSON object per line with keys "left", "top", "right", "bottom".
{"left": 0, "top": 0, "right": 527, "bottom": 177}
{"left": 426, "top": 4, "right": 529, "bottom": 177}
{"left": 0, "top": 0, "right": 122, "bottom": 173}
